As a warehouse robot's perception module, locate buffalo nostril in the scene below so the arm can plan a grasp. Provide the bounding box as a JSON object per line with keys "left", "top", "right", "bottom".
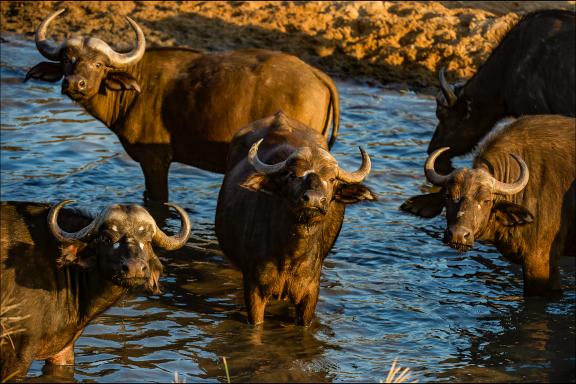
{"left": 77, "top": 79, "right": 86, "bottom": 90}
{"left": 463, "top": 231, "right": 471, "bottom": 240}
{"left": 121, "top": 263, "right": 129, "bottom": 273}
{"left": 141, "top": 264, "right": 148, "bottom": 273}
{"left": 320, "top": 197, "right": 327, "bottom": 204}
{"left": 301, "top": 194, "right": 310, "bottom": 202}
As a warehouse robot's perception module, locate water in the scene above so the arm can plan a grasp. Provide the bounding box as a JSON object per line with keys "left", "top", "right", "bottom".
{"left": 1, "top": 35, "right": 575, "bottom": 383}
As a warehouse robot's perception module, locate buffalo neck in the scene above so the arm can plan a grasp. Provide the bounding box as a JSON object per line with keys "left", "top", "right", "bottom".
{"left": 283, "top": 201, "right": 345, "bottom": 262}
{"left": 80, "top": 61, "right": 144, "bottom": 129}
{"left": 61, "top": 264, "right": 128, "bottom": 327}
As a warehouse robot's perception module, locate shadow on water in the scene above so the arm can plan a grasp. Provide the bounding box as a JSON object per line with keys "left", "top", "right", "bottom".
{"left": 436, "top": 291, "right": 576, "bottom": 383}
{"left": 1, "top": 35, "right": 575, "bottom": 383}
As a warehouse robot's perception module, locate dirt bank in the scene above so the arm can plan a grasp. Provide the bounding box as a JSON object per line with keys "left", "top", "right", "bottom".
{"left": 1, "top": 1, "right": 574, "bottom": 89}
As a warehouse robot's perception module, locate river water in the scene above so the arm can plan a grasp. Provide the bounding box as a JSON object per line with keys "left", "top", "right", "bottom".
{"left": 1, "top": 35, "right": 574, "bottom": 383}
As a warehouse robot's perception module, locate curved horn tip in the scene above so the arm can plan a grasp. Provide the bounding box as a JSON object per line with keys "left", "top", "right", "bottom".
{"left": 490, "top": 153, "right": 529, "bottom": 195}
{"left": 55, "top": 199, "right": 75, "bottom": 207}
{"left": 424, "top": 147, "right": 453, "bottom": 186}
{"left": 153, "top": 203, "right": 191, "bottom": 251}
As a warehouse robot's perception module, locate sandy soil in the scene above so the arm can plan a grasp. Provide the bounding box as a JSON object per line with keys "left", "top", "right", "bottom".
{"left": 1, "top": 1, "right": 574, "bottom": 89}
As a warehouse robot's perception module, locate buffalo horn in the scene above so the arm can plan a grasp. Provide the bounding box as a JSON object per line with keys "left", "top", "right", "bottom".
{"left": 337, "top": 146, "right": 372, "bottom": 183}
{"left": 35, "top": 8, "right": 145, "bottom": 67}
{"left": 152, "top": 203, "right": 191, "bottom": 251}
{"left": 248, "top": 139, "right": 295, "bottom": 174}
{"left": 35, "top": 9, "right": 67, "bottom": 61}
{"left": 424, "top": 147, "right": 455, "bottom": 186}
{"left": 102, "top": 16, "right": 146, "bottom": 67}
{"left": 48, "top": 200, "right": 99, "bottom": 243}
{"left": 438, "top": 68, "right": 457, "bottom": 107}
{"left": 491, "top": 154, "right": 529, "bottom": 195}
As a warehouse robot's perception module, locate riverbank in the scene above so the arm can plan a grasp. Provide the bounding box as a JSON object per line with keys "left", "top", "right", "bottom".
{"left": 1, "top": 1, "right": 574, "bottom": 90}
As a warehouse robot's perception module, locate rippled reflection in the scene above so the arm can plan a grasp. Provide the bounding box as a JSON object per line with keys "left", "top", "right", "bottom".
{"left": 1, "top": 34, "right": 574, "bottom": 383}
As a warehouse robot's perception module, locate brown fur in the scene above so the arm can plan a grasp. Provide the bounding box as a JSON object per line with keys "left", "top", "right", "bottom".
{"left": 216, "top": 112, "right": 376, "bottom": 326}
{"left": 428, "top": 10, "right": 575, "bottom": 174}
{"left": 407, "top": 115, "right": 575, "bottom": 296}
{"left": 26, "top": 37, "right": 340, "bottom": 202}
{"left": 0, "top": 201, "right": 170, "bottom": 380}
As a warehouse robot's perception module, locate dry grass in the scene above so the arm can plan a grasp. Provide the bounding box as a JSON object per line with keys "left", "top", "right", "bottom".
{"left": 1, "top": 288, "right": 30, "bottom": 383}
{"left": 381, "top": 359, "right": 418, "bottom": 383}
{"left": 0, "top": 288, "right": 28, "bottom": 350}
{"left": 173, "top": 370, "right": 186, "bottom": 383}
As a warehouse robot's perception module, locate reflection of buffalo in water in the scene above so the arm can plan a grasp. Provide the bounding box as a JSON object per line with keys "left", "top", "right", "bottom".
{"left": 25, "top": 9, "right": 339, "bottom": 203}
{"left": 0, "top": 201, "right": 190, "bottom": 380}
{"left": 404, "top": 116, "right": 575, "bottom": 296}
{"left": 437, "top": 295, "right": 576, "bottom": 382}
{"left": 428, "top": 10, "right": 575, "bottom": 174}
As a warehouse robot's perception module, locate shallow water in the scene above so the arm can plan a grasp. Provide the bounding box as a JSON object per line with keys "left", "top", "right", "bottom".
{"left": 1, "top": 35, "right": 574, "bottom": 383}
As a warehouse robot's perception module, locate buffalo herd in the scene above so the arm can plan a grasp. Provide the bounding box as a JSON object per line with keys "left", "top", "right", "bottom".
{"left": 1, "top": 7, "right": 575, "bottom": 380}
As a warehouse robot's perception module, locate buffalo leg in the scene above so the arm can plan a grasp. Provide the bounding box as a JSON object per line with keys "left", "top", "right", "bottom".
{"left": 522, "top": 248, "right": 557, "bottom": 296}
{"left": 139, "top": 159, "right": 171, "bottom": 203}
{"left": 244, "top": 281, "right": 266, "bottom": 325}
{"left": 1, "top": 345, "right": 34, "bottom": 381}
{"left": 294, "top": 285, "right": 320, "bottom": 326}
{"left": 46, "top": 343, "right": 75, "bottom": 365}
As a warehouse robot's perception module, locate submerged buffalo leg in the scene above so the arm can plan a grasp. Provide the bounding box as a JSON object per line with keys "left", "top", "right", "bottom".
{"left": 244, "top": 282, "right": 267, "bottom": 325}
{"left": 46, "top": 343, "right": 75, "bottom": 365}
{"left": 294, "top": 285, "right": 320, "bottom": 326}
{"left": 522, "top": 247, "right": 555, "bottom": 296}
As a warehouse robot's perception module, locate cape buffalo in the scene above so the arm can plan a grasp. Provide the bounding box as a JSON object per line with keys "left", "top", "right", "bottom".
{"left": 24, "top": 9, "right": 340, "bottom": 203}
{"left": 404, "top": 115, "right": 575, "bottom": 296}
{"left": 0, "top": 200, "right": 190, "bottom": 380}
{"left": 429, "top": 10, "right": 575, "bottom": 174}
{"left": 215, "top": 111, "right": 376, "bottom": 326}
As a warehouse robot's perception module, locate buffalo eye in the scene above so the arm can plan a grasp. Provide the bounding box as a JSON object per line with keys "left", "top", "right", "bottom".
{"left": 95, "top": 62, "right": 102, "bottom": 69}
{"left": 287, "top": 172, "right": 297, "bottom": 179}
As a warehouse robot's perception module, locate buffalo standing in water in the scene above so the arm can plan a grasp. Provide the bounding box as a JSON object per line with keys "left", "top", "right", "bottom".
{"left": 25, "top": 9, "right": 340, "bottom": 203}
{"left": 216, "top": 111, "right": 376, "bottom": 325}
{"left": 405, "top": 115, "right": 575, "bottom": 296}
{"left": 0, "top": 201, "right": 190, "bottom": 380}
{"left": 402, "top": 10, "right": 575, "bottom": 216}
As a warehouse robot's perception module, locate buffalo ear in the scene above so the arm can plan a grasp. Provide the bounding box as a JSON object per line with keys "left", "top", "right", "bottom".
{"left": 335, "top": 183, "right": 377, "bottom": 204}
{"left": 239, "top": 173, "right": 275, "bottom": 195}
{"left": 24, "top": 62, "right": 63, "bottom": 82}
{"left": 104, "top": 71, "right": 141, "bottom": 93}
{"left": 400, "top": 192, "right": 445, "bottom": 218}
{"left": 56, "top": 241, "right": 94, "bottom": 269}
{"left": 493, "top": 200, "right": 534, "bottom": 226}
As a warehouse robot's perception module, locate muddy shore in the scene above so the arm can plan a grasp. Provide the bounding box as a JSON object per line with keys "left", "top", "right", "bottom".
{"left": 1, "top": 1, "right": 574, "bottom": 90}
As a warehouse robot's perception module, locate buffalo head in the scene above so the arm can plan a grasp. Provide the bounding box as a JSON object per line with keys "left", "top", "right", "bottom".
{"left": 241, "top": 139, "right": 376, "bottom": 224}
{"left": 48, "top": 200, "right": 190, "bottom": 293}
{"left": 24, "top": 9, "right": 145, "bottom": 101}
{"left": 428, "top": 68, "right": 503, "bottom": 174}
{"left": 425, "top": 147, "right": 533, "bottom": 252}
